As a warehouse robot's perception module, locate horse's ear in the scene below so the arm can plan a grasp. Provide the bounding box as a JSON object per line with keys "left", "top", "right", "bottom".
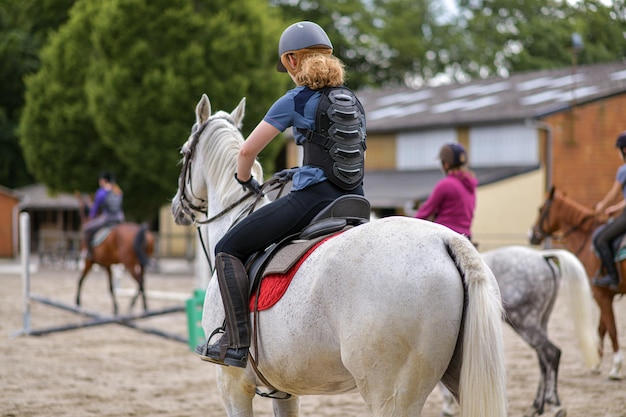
{"left": 548, "top": 186, "right": 555, "bottom": 199}
{"left": 196, "top": 94, "right": 211, "bottom": 125}
{"left": 231, "top": 97, "right": 246, "bottom": 129}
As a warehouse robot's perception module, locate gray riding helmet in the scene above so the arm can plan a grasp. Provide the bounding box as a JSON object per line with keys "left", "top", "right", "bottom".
{"left": 276, "top": 21, "right": 333, "bottom": 72}
{"left": 615, "top": 130, "right": 626, "bottom": 158}
{"left": 615, "top": 130, "right": 626, "bottom": 149}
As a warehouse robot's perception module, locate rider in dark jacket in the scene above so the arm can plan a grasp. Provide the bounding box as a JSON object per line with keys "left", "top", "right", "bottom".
{"left": 82, "top": 171, "right": 125, "bottom": 259}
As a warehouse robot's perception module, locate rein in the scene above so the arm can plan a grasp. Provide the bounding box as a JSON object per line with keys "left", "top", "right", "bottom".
{"left": 193, "top": 178, "right": 288, "bottom": 274}
{"left": 559, "top": 214, "right": 598, "bottom": 255}
{"left": 178, "top": 116, "right": 289, "bottom": 227}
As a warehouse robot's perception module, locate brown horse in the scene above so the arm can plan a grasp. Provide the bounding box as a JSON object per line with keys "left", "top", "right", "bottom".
{"left": 76, "top": 195, "right": 155, "bottom": 316}
{"left": 529, "top": 186, "right": 624, "bottom": 380}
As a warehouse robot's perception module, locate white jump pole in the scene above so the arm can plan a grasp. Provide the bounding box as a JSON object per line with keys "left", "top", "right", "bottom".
{"left": 20, "top": 212, "right": 31, "bottom": 334}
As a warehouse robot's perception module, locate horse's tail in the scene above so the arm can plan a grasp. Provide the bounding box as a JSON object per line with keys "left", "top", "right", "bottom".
{"left": 446, "top": 235, "right": 507, "bottom": 417}
{"left": 133, "top": 223, "right": 151, "bottom": 268}
{"left": 543, "top": 249, "right": 600, "bottom": 368}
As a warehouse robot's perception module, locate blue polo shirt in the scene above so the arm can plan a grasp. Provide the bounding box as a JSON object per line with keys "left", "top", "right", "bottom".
{"left": 617, "top": 164, "right": 626, "bottom": 198}
{"left": 263, "top": 86, "right": 327, "bottom": 191}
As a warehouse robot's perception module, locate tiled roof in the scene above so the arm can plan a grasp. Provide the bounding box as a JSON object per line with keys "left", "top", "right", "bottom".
{"left": 357, "top": 61, "right": 626, "bottom": 133}
{"left": 0, "top": 185, "right": 21, "bottom": 201}
{"left": 14, "top": 184, "right": 80, "bottom": 210}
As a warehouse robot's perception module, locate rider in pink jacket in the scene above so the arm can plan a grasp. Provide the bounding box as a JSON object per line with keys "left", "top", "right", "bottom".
{"left": 415, "top": 143, "right": 478, "bottom": 240}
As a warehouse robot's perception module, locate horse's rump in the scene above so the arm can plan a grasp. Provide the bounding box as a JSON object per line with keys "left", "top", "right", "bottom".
{"left": 93, "top": 222, "right": 154, "bottom": 266}
{"left": 230, "top": 217, "right": 466, "bottom": 392}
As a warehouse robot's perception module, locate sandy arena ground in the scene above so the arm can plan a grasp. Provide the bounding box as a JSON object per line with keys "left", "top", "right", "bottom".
{"left": 1, "top": 258, "right": 625, "bottom": 417}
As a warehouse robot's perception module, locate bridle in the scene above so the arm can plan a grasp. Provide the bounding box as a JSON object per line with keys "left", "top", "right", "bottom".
{"left": 531, "top": 197, "right": 554, "bottom": 244}
{"left": 175, "top": 115, "right": 288, "bottom": 266}
{"left": 532, "top": 193, "right": 598, "bottom": 255}
{"left": 176, "top": 116, "right": 261, "bottom": 226}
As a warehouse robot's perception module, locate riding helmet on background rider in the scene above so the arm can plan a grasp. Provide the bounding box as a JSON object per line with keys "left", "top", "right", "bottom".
{"left": 615, "top": 130, "right": 626, "bottom": 158}
{"left": 439, "top": 143, "right": 468, "bottom": 171}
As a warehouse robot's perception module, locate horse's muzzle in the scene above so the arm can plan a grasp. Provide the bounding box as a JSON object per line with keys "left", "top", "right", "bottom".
{"left": 528, "top": 228, "right": 543, "bottom": 245}
{"left": 171, "top": 200, "right": 193, "bottom": 226}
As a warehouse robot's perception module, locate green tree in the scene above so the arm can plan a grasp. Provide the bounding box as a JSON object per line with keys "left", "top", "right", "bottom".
{"left": 20, "top": 0, "right": 288, "bottom": 221}
{"left": 15, "top": 0, "right": 626, "bottom": 222}
{"left": 372, "top": 0, "right": 455, "bottom": 87}
{"left": 272, "top": 0, "right": 453, "bottom": 88}
{"left": 0, "top": 0, "right": 76, "bottom": 188}
{"left": 271, "top": 0, "right": 382, "bottom": 88}
{"left": 454, "top": 0, "right": 626, "bottom": 78}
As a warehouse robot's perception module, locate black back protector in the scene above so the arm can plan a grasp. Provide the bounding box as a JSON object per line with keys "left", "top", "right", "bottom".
{"left": 299, "top": 87, "right": 366, "bottom": 190}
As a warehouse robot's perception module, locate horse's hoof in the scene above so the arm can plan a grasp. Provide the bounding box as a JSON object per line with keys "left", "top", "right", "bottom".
{"left": 609, "top": 356, "right": 623, "bottom": 380}
{"left": 523, "top": 406, "right": 539, "bottom": 417}
{"left": 590, "top": 365, "right": 601, "bottom": 375}
{"left": 608, "top": 372, "right": 623, "bottom": 381}
{"left": 550, "top": 405, "right": 566, "bottom": 417}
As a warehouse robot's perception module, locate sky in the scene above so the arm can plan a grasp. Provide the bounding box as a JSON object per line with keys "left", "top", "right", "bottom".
{"left": 442, "top": 0, "right": 459, "bottom": 16}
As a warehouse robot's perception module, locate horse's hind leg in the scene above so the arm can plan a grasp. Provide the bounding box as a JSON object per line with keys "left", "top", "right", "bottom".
{"left": 76, "top": 259, "right": 94, "bottom": 308}
{"left": 345, "top": 330, "right": 454, "bottom": 416}
{"left": 541, "top": 342, "right": 564, "bottom": 415}
{"left": 438, "top": 382, "right": 459, "bottom": 416}
{"left": 515, "top": 327, "right": 562, "bottom": 417}
{"left": 127, "top": 263, "right": 147, "bottom": 312}
{"left": 104, "top": 266, "right": 119, "bottom": 316}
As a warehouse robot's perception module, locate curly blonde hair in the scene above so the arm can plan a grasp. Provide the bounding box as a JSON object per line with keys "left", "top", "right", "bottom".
{"left": 294, "top": 52, "right": 345, "bottom": 89}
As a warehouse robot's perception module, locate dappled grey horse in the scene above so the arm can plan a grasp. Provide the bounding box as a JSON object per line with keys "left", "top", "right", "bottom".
{"left": 440, "top": 245, "right": 599, "bottom": 417}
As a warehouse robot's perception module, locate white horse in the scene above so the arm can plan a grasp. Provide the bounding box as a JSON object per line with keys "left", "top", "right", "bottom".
{"left": 171, "top": 94, "right": 508, "bottom": 417}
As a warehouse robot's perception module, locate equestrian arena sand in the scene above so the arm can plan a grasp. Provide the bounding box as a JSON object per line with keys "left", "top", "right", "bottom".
{"left": 1, "top": 258, "right": 625, "bottom": 417}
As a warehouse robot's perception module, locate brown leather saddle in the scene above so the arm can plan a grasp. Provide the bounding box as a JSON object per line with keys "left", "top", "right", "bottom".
{"left": 246, "top": 194, "right": 371, "bottom": 294}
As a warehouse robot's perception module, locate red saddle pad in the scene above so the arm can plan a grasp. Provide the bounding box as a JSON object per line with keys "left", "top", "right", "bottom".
{"left": 249, "top": 235, "right": 334, "bottom": 311}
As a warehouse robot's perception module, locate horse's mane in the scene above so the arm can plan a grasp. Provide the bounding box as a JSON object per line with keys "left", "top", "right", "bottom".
{"left": 554, "top": 190, "right": 600, "bottom": 231}
{"left": 195, "top": 110, "right": 263, "bottom": 209}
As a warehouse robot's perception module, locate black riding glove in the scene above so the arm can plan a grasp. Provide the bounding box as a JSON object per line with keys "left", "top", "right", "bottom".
{"left": 234, "top": 173, "right": 263, "bottom": 195}
{"left": 273, "top": 167, "right": 299, "bottom": 184}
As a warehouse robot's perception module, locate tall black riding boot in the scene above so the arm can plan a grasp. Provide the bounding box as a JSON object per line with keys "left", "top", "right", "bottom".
{"left": 195, "top": 253, "right": 250, "bottom": 367}
{"left": 593, "top": 245, "right": 619, "bottom": 290}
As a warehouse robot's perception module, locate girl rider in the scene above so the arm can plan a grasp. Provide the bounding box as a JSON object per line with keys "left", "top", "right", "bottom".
{"left": 414, "top": 143, "right": 477, "bottom": 243}
{"left": 195, "top": 21, "right": 366, "bottom": 368}
{"left": 593, "top": 131, "right": 626, "bottom": 290}
{"left": 82, "top": 171, "right": 125, "bottom": 259}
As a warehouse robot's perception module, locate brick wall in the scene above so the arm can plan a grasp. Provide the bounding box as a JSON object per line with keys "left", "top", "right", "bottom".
{"left": 543, "top": 94, "right": 626, "bottom": 208}
{"left": 0, "top": 192, "right": 20, "bottom": 257}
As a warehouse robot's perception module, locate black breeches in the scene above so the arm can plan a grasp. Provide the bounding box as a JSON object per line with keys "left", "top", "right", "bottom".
{"left": 594, "top": 210, "right": 626, "bottom": 251}
{"left": 215, "top": 181, "right": 363, "bottom": 261}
